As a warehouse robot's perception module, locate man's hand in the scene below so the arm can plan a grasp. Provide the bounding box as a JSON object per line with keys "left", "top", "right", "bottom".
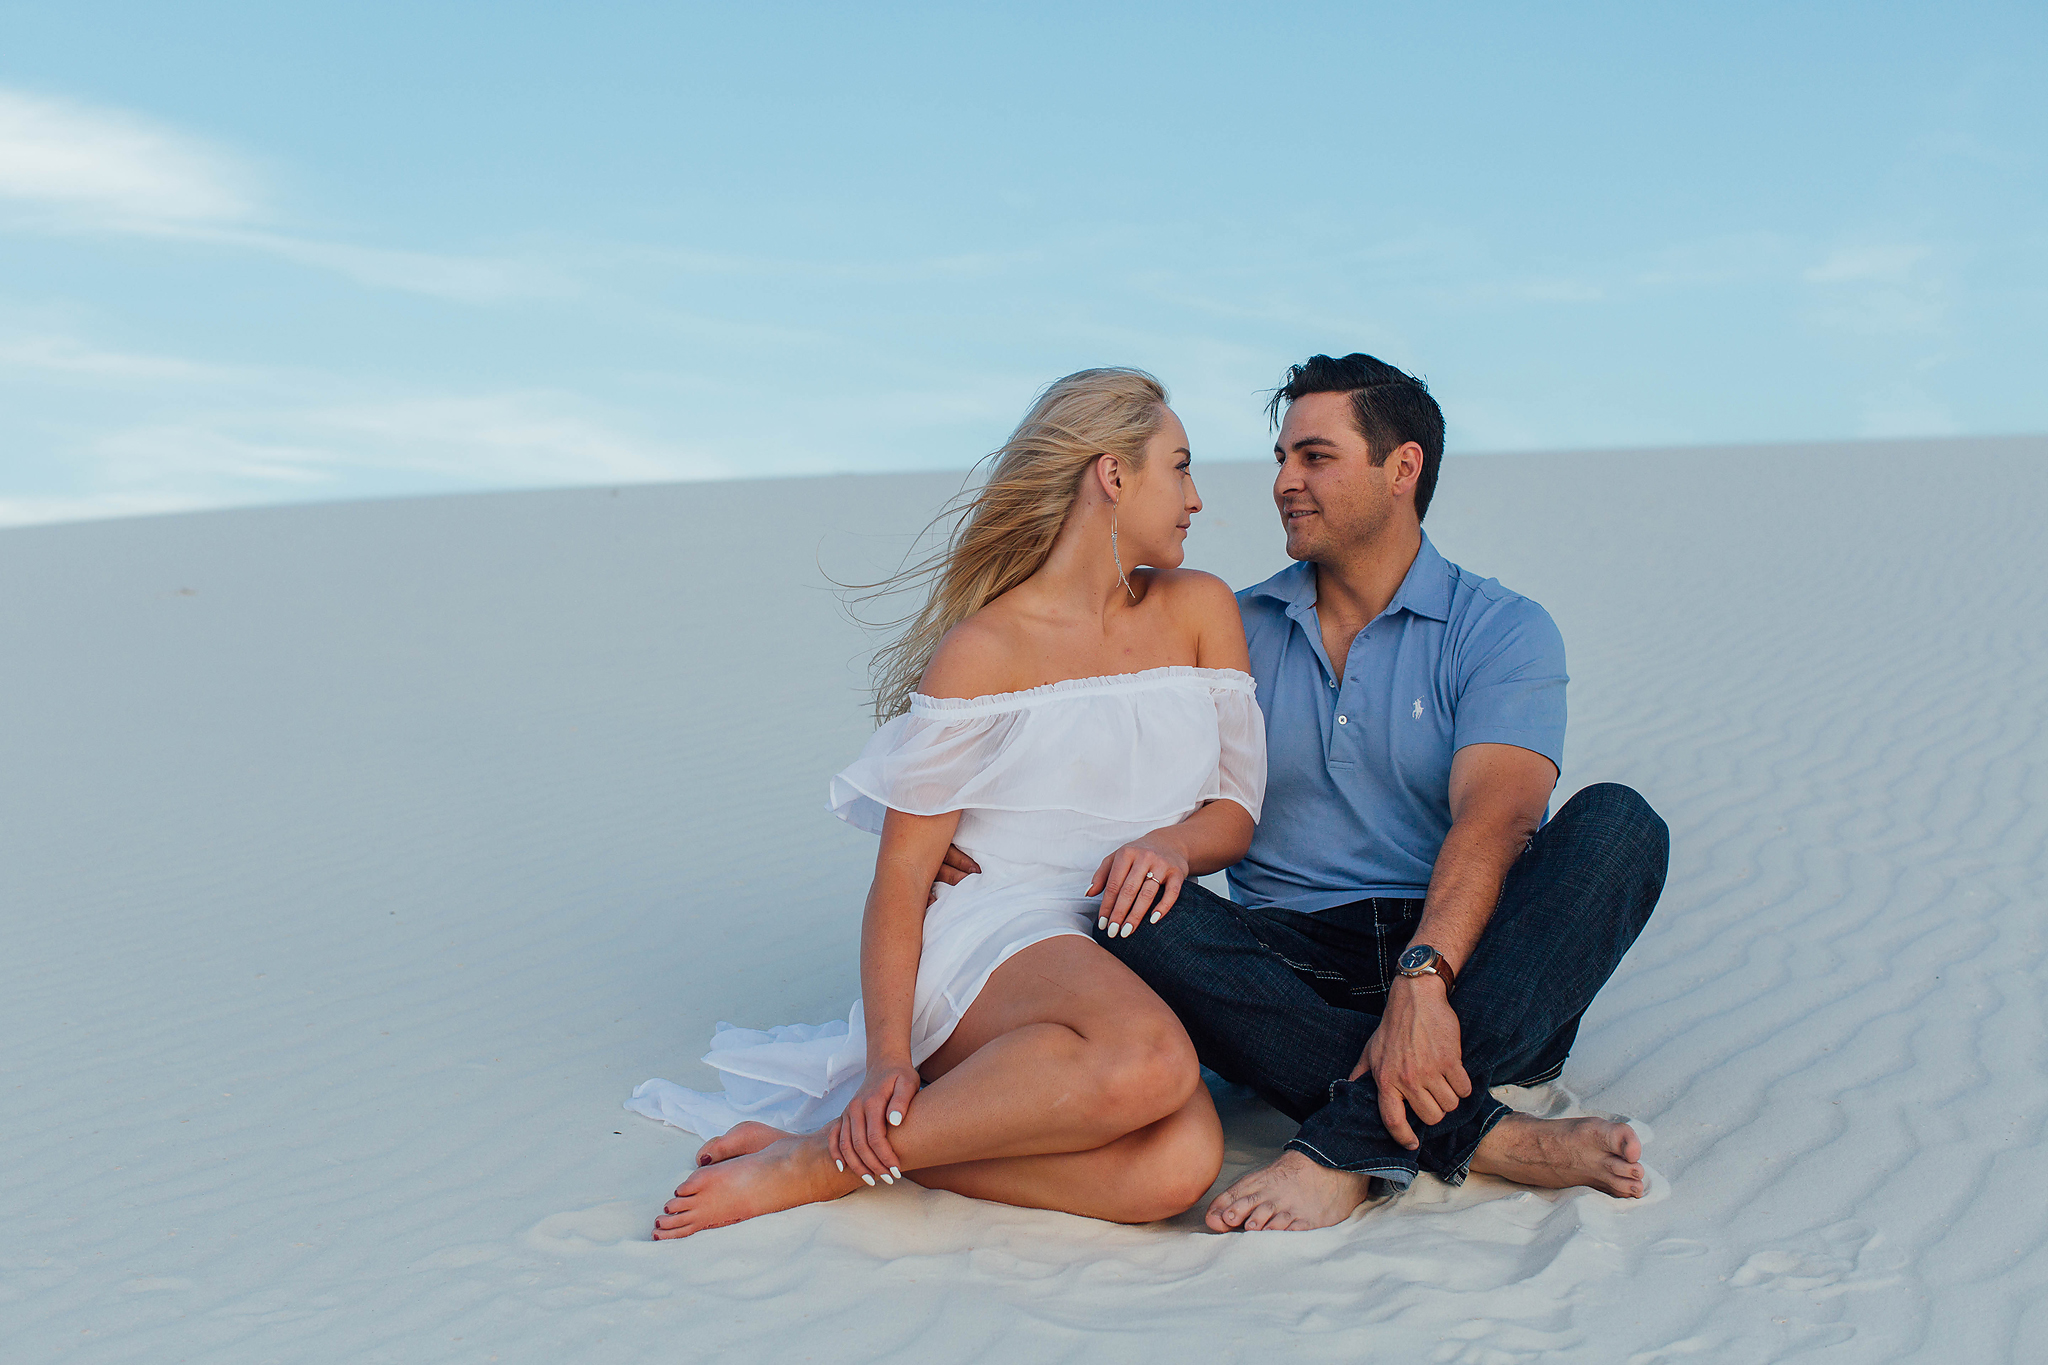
{"left": 927, "top": 845, "right": 981, "bottom": 905}
{"left": 1354, "top": 976, "right": 1472, "bottom": 1149}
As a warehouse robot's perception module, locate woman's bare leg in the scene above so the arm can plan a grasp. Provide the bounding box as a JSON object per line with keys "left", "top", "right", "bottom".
{"left": 888, "top": 935, "right": 1205, "bottom": 1164}
{"left": 655, "top": 936, "right": 1216, "bottom": 1236}
{"left": 687, "top": 1085, "right": 1222, "bottom": 1224}
{"left": 914, "top": 1082, "right": 1222, "bottom": 1223}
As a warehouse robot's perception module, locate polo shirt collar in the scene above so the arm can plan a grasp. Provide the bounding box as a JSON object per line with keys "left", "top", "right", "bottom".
{"left": 1246, "top": 560, "right": 1317, "bottom": 614}
{"left": 1246, "top": 534, "right": 1454, "bottom": 624}
{"left": 1389, "top": 534, "right": 1455, "bottom": 623}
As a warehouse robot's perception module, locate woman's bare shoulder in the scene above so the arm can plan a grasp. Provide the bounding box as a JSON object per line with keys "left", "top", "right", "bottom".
{"left": 1146, "top": 567, "right": 1237, "bottom": 606}
{"left": 916, "top": 611, "right": 1031, "bottom": 701}
{"left": 1146, "top": 568, "right": 1244, "bottom": 628}
{"left": 1145, "top": 569, "right": 1249, "bottom": 671}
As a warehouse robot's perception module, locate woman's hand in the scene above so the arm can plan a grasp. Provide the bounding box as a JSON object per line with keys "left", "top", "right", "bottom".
{"left": 829, "top": 1060, "right": 919, "bottom": 1185}
{"left": 1089, "top": 833, "right": 1191, "bottom": 938}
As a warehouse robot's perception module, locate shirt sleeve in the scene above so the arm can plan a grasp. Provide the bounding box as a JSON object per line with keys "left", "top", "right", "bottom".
{"left": 1203, "top": 679, "right": 1267, "bottom": 822}
{"left": 1451, "top": 594, "right": 1568, "bottom": 772}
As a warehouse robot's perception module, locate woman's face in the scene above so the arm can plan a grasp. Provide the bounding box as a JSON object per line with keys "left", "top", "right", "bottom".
{"left": 1120, "top": 406, "right": 1202, "bottom": 570}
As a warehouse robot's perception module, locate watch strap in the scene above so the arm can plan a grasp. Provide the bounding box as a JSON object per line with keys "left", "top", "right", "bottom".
{"left": 1402, "top": 945, "right": 1457, "bottom": 991}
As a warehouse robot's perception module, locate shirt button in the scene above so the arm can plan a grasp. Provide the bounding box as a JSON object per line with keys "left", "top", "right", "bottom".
{"left": 1328, "top": 680, "right": 1338, "bottom": 688}
{"left": 1337, "top": 715, "right": 1348, "bottom": 725}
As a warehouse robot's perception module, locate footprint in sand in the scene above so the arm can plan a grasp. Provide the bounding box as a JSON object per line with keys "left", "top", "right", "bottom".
{"left": 525, "top": 1201, "right": 651, "bottom": 1252}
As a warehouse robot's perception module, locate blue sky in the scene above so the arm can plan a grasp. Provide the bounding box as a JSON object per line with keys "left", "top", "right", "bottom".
{"left": 1, "top": 1, "right": 2042, "bottom": 525}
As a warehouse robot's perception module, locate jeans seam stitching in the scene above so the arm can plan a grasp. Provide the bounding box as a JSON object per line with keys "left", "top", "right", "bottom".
{"left": 1285, "top": 1137, "right": 1415, "bottom": 1180}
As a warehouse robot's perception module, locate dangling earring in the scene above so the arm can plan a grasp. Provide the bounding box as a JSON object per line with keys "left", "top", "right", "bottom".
{"left": 1110, "top": 501, "right": 1137, "bottom": 602}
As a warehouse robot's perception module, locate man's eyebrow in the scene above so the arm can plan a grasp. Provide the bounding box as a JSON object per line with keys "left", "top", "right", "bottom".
{"left": 1278, "top": 435, "right": 1341, "bottom": 454}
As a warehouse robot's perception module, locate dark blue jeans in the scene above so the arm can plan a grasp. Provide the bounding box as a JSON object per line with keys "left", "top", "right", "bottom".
{"left": 1100, "top": 783, "right": 1669, "bottom": 1188}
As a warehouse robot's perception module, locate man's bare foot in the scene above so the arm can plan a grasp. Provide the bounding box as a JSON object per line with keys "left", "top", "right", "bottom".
{"left": 1205, "top": 1150, "right": 1374, "bottom": 1232}
{"left": 1469, "top": 1113, "right": 1645, "bottom": 1197}
{"left": 695, "top": 1121, "right": 788, "bottom": 1166}
{"left": 652, "top": 1131, "right": 864, "bottom": 1239}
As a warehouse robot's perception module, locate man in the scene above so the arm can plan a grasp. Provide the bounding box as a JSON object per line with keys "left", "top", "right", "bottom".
{"left": 1105, "top": 353, "right": 1669, "bottom": 1232}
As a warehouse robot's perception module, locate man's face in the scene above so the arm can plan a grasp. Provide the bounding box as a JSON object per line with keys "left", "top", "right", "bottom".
{"left": 1272, "top": 390, "right": 1394, "bottom": 563}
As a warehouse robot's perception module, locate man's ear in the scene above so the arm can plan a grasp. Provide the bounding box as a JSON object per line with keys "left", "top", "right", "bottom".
{"left": 1388, "top": 441, "right": 1425, "bottom": 498}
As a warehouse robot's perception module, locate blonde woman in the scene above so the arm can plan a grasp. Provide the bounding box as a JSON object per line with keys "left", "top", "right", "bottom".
{"left": 628, "top": 369, "right": 1265, "bottom": 1236}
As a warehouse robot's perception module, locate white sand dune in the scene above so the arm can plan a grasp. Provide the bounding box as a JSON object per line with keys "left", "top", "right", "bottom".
{"left": 4, "top": 435, "right": 2044, "bottom": 1362}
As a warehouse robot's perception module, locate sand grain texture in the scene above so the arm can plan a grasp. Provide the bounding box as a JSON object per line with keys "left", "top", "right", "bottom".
{"left": 3, "top": 438, "right": 2044, "bottom": 1362}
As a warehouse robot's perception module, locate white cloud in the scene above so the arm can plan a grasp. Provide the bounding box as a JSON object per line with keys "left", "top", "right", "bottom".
{"left": 1511, "top": 277, "right": 1606, "bottom": 303}
{"left": 1632, "top": 233, "right": 1790, "bottom": 288}
{"left": 0, "top": 399, "right": 728, "bottom": 528}
{"left": 207, "top": 230, "right": 563, "bottom": 303}
{"left": 80, "top": 391, "right": 728, "bottom": 494}
{"left": 1856, "top": 385, "right": 1961, "bottom": 438}
{"left": 1804, "top": 244, "right": 1932, "bottom": 285}
{"left": 0, "top": 333, "right": 249, "bottom": 381}
{"left": 302, "top": 394, "right": 720, "bottom": 483}
{"left": 0, "top": 87, "right": 253, "bottom": 228}
{"left": 1802, "top": 243, "right": 1948, "bottom": 337}
{"left": 0, "top": 85, "right": 555, "bottom": 301}
{"left": 0, "top": 490, "right": 214, "bottom": 526}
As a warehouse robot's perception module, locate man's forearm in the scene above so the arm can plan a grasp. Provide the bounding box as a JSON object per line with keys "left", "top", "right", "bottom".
{"left": 1410, "top": 812, "right": 1534, "bottom": 972}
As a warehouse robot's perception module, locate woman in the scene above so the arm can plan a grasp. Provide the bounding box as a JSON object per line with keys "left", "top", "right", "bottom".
{"left": 628, "top": 368, "right": 1264, "bottom": 1236}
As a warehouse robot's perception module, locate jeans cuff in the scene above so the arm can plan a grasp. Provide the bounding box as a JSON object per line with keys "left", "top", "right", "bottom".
{"left": 1283, "top": 1137, "right": 1416, "bottom": 1189}
{"left": 1431, "top": 1097, "right": 1514, "bottom": 1187}
{"left": 1504, "top": 1059, "right": 1567, "bottom": 1088}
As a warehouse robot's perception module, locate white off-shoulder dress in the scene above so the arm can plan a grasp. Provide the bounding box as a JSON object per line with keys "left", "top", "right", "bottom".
{"left": 625, "top": 666, "right": 1266, "bottom": 1139}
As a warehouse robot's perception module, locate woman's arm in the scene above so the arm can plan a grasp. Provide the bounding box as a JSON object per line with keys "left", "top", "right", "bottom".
{"left": 832, "top": 804, "right": 960, "bottom": 1184}
{"left": 858, "top": 806, "right": 962, "bottom": 1067}
{"left": 1090, "top": 798, "right": 1253, "bottom": 936}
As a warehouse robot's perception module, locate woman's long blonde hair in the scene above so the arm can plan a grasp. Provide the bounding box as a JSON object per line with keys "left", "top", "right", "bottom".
{"left": 860, "top": 367, "right": 1170, "bottom": 724}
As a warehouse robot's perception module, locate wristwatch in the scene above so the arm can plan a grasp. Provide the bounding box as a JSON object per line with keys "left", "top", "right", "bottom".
{"left": 1396, "top": 943, "right": 1457, "bottom": 991}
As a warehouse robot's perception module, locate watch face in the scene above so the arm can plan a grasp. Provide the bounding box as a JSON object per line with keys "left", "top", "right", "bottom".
{"left": 1398, "top": 944, "right": 1434, "bottom": 973}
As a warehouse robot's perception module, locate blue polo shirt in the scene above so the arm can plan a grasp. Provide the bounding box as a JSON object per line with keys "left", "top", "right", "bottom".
{"left": 1228, "top": 535, "right": 1568, "bottom": 911}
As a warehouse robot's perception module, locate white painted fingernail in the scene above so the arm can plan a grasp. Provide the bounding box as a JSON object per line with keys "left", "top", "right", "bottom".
{"left": 861, "top": 1173, "right": 876, "bottom": 1187}
{"left": 1098, "top": 916, "right": 1108, "bottom": 931}
{"left": 880, "top": 1173, "right": 893, "bottom": 1185}
{"left": 1150, "top": 911, "right": 1161, "bottom": 923}
{"left": 890, "top": 1166, "right": 902, "bottom": 1179}
{"left": 834, "top": 1159, "right": 844, "bottom": 1172}
{"left": 888, "top": 1110, "right": 902, "bottom": 1126}
{"left": 1121, "top": 921, "right": 1135, "bottom": 937}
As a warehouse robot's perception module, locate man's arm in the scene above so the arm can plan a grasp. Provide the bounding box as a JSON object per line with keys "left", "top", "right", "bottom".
{"left": 1353, "top": 742, "right": 1557, "bottom": 1148}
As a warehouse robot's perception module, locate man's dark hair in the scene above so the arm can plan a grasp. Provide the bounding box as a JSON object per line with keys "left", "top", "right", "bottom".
{"left": 1266, "top": 354, "right": 1446, "bottom": 521}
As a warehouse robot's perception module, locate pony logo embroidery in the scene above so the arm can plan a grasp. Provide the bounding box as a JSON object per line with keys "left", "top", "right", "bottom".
{"left": 1412, "top": 698, "right": 1425, "bottom": 720}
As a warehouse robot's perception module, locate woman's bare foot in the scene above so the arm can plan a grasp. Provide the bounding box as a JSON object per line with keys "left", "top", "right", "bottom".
{"left": 1205, "top": 1150, "right": 1374, "bottom": 1232}
{"left": 694, "top": 1121, "right": 788, "bottom": 1166}
{"left": 1469, "top": 1114, "right": 1645, "bottom": 1197}
{"left": 652, "top": 1130, "right": 865, "bottom": 1239}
